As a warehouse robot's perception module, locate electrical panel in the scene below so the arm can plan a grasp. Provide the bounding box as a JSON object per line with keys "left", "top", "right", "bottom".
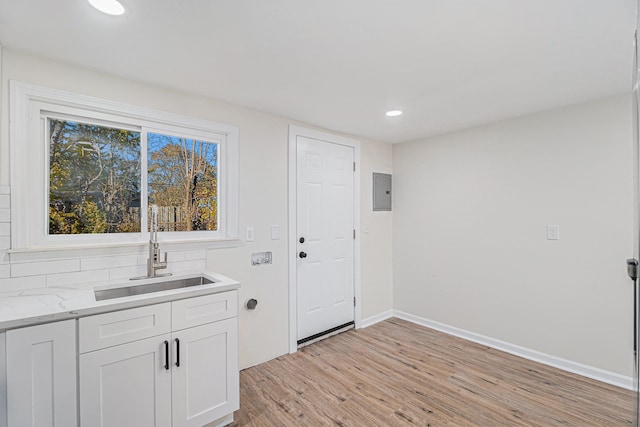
{"left": 373, "top": 173, "right": 392, "bottom": 211}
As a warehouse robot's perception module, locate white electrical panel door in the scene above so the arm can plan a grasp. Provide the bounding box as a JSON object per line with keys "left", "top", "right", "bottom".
{"left": 296, "top": 136, "right": 355, "bottom": 341}
{"left": 6, "top": 320, "right": 77, "bottom": 427}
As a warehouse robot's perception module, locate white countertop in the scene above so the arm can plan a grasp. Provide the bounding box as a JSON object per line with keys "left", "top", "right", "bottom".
{"left": 0, "top": 271, "right": 240, "bottom": 331}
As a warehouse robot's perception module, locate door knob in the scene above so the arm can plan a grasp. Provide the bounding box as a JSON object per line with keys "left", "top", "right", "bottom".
{"left": 299, "top": 237, "right": 305, "bottom": 244}
{"left": 299, "top": 251, "right": 307, "bottom": 259}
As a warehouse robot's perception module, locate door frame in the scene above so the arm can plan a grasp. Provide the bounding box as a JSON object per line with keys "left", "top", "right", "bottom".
{"left": 288, "top": 125, "right": 361, "bottom": 354}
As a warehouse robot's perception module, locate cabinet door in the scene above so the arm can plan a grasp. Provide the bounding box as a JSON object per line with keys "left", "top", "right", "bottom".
{"left": 6, "top": 320, "right": 77, "bottom": 427}
{"left": 172, "top": 318, "right": 239, "bottom": 427}
{"left": 79, "top": 334, "right": 172, "bottom": 427}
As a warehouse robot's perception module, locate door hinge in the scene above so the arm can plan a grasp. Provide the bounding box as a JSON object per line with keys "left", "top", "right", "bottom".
{"left": 353, "top": 229, "right": 356, "bottom": 239}
{"left": 353, "top": 162, "right": 356, "bottom": 172}
{"left": 353, "top": 297, "right": 356, "bottom": 306}
{"left": 628, "top": 258, "right": 639, "bottom": 281}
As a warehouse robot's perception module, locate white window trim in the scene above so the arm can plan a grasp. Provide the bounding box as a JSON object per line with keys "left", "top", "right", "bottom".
{"left": 9, "top": 81, "right": 239, "bottom": 251}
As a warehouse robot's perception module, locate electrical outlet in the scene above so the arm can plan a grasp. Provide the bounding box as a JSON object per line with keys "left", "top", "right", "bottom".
{"left": 246, "top": 226, "right": 254, "bottom": 242}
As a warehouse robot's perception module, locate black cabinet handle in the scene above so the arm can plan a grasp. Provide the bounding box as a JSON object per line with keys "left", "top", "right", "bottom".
{"left": 299, "top": 251, "right": 307, "bottom": 259}
{"left": 164, "top": 340, "right": 169, "bottom": 370}
{"left": 175, "top": 338, "right": 180, "bottom": 367}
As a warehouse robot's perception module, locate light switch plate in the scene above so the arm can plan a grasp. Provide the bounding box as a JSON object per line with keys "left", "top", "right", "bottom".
{"left": 246, "top": 226, "right": 254, "bottom": 242}
{"left": 547, "top": 225, "right": 560, "bottom": 240}
{"left": 271, "top": 225, "right": 280, "bottom": 240}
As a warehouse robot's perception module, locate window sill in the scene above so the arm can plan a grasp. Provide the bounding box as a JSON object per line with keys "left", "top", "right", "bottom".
{"left": 8, "top": 238, "right": 242, "bottom": 263}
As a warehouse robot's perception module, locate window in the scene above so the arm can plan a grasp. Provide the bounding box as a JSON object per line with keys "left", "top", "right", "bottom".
{"left": 147, "top": 132, "right": 219, "bottom": 232}
{"left": 48, "top": 118, "right": 142, "bottom": 235}
{"left": 10, "top": 82, "right": 238, "bottom": 249}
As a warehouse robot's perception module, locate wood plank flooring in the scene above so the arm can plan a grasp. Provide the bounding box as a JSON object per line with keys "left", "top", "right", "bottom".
{"left": 230, "top": 318, "right": 634, "bottom": 426}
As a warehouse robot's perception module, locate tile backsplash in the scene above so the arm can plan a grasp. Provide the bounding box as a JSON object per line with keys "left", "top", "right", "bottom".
{"left": 0, "top": 187, "right": 206, "bottom": 293}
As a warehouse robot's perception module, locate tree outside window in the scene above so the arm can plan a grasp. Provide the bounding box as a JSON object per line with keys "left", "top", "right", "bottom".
{"left": 49, "top": 119, "right": 141, "bottom": 234}
{"left": 148, "top": 132, "right": 218, "bottom": 232}
{"left": 48, "top": 120, "right": 218, "bottom": 235}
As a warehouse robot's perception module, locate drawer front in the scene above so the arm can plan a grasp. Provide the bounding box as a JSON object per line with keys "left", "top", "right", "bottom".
{"left": 79, "top": 303, "right": 171, "bottom": 353}
{"left": 172, "top": 291, "right": 238, "bottom": 331}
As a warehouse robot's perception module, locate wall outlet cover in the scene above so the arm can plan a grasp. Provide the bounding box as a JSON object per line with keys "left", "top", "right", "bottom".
{"left": 271, "top": 225, "right": 280, "bottom": 240}
{"left": 251, "top": 251, "right": 272, "bottom": 266}
{"left": 547, "top": 225, "right": 560, "bottom": 240}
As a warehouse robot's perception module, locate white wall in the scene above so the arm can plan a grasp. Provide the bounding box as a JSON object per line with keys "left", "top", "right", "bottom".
{"left": 393, "top": 95, "right": 634, "bottom": 376}
{"left": 0, "top": 48, "right": 394, "bottom": 368}
{"left": 360, "top": 143, "right": 393, "bottom": 320}
{"left": 7, "top": 45, "right": 630, "bottom": 381}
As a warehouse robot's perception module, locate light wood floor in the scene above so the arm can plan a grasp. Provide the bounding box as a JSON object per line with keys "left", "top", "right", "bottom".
{"left": 230, "top": 318, "right": 634, "bottom": 426}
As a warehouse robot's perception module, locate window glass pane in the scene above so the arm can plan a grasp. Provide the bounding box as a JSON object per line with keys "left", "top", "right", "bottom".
{"left": 148, "top": 133, "right": 218, "bottom": 231}
{"left": 48, "top": 119, "right": 141, "bottom": 234}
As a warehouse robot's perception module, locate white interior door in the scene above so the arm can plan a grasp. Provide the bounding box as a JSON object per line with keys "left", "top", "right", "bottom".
{"left": 296, "top": 136, "right": 355, "bottom": 341}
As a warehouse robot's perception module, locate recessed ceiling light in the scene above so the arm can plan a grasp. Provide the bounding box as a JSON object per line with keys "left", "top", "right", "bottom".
{"left": 88, "top": 0, "right": 125, "bottom": 15}
{"left": 385, "top": 110, "right": 403, "bottom": 117}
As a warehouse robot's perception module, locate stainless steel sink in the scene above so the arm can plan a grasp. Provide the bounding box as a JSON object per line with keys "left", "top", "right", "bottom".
{"left": 94, "top": 276, "right": 214, "bottom": 301}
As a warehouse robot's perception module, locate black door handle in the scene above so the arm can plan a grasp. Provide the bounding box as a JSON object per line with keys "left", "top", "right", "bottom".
{"left": 164, "top": 340, "right": 169, "bottom": 370}
{"left": 299, "top": 251, "right": 307, "bottom": 259}
{"left": 175, "top": 338, "right": 180, "bottom": 367}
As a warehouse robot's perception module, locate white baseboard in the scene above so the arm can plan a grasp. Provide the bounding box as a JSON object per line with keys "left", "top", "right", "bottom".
{"left": 359, "top": 310, "right": 394, "bottom": 329}
{"left": 393, "top": 310, "right": 634, "bottom": 391}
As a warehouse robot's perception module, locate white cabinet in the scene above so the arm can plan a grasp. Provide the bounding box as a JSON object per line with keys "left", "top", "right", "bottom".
{"left": 172, "top": 318, "right": 238, "bottom": 427}
{"left": 79, "top": 302, "right": 171, "bottom": 353}
{"left": 79, "top": 334, "right": 172, "bottom": 427}
{"left": 79, "top": 291, "right": 239, "bottom": 427}
{"left": 5, "top": 320, "right": 77, "bottom": 427}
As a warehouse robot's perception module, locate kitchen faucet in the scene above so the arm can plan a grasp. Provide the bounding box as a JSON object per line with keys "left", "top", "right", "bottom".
{"left": 131, "top": 205, "right": 171, "bottom": 280}
{"left": 147, "top": 226, "right": 171, "bottom": 278}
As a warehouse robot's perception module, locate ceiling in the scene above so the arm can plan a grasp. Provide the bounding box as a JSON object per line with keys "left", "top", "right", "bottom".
{"left": 0, "top": 0, "right": 635, "bottom": 144}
